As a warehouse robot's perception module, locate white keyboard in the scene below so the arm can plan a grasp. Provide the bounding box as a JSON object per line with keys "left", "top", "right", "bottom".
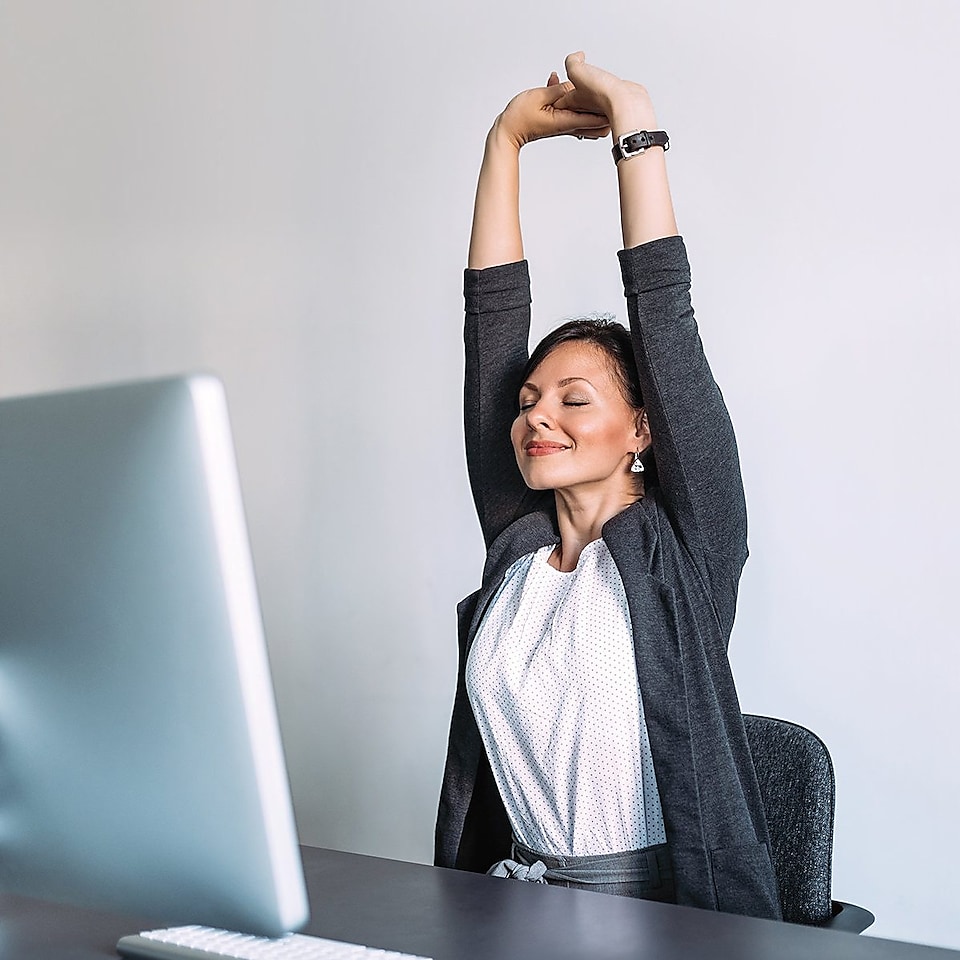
{"left": 116, "top": 925, "right": 433, "bottom": 960}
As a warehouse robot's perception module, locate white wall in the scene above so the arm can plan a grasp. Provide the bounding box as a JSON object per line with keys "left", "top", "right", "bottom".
{"left": 1, "top": 0, "right": 958, "bottom": 950}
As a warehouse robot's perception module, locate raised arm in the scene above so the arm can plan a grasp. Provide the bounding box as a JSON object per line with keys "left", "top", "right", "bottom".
{"left": 468, "top": 73, "right": 610, "bottom": 269}
{"left": 560, "top": 54, "right": 747, "bottom": 564}
{"left": 464, "top": 76, "right": 609, "bottom": 544}
{"left": 558, "top": 53, "right": 677, "bottom": 249}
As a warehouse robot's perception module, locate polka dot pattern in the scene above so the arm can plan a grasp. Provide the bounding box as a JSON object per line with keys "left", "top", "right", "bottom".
{"left": 466, "top": 539, "right": 666, "bottom": 857}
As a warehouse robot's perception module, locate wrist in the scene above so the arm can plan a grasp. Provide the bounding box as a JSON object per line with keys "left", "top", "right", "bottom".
{"left": 606, "top": 85, "right": 658, "bottom": 137}
{"left": 487, "top": 115, "right": 525, "bottom": 154}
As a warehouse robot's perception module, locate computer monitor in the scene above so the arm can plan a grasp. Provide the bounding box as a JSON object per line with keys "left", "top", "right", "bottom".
{"left": 0, "top": 375, "right": 309, "bottom": 938}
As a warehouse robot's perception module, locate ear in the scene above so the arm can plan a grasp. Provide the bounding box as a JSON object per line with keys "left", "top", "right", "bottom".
{"left": 634, "top": 408, "right": 651, "bottom": 446}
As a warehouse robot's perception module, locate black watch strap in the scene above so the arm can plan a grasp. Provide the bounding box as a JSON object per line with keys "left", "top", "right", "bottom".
{"left": 612, "top": 129, "right": 670, "bottom": 164}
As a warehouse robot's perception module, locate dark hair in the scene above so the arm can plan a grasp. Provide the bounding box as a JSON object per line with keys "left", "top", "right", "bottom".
{"left": 521, "top": 317, "right": 644, "bottom": 410}
{"left": 520, "top": 317, "right": 656, "bottom": 479}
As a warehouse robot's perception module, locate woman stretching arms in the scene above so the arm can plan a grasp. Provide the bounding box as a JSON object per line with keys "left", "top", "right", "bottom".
{"left": 435, "top": 52, "right": 781, "bottom": 918}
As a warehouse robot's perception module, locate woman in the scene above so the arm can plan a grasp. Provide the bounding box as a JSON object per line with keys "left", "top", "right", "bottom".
{"left": 435, "top": 52, "right": 782, "bottom": 919}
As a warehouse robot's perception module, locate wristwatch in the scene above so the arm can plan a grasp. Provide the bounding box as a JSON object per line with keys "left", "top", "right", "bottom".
{"left": 612, "top": 129, "right": 670, "bottom": 164}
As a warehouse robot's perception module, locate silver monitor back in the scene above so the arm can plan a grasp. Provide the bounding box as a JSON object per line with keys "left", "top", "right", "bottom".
{"left": 0, "top": 375, "right": 308, "bottom": 937}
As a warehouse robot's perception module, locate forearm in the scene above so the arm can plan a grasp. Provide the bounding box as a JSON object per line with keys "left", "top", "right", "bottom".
{"left": 608, "top": 96, "right": 679, "bottom": 248}
{"left": 467, "top": 121, "right": 524, "bottom": 270}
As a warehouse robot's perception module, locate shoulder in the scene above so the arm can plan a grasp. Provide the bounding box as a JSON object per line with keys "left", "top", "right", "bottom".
{"left": 598, "top": 493, "right": 672, "bottom": 583}
{"left": 601, "top": 490, "right": 734, "bottom": 585}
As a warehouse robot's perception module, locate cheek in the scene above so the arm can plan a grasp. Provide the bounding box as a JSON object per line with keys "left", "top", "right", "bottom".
{"left": 580, "top": 415, "right": 633, "bottom": 449}
{"left": 509, "top": 417, "right": 524, "bottom": 452}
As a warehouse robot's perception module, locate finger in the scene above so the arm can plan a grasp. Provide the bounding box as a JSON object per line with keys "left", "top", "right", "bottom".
{"left": 551, "top": 107, "right": 609, "bottom": 126}
{"left": 563, "top": 50, "right": 614, "bottom": 91}
{"left": 553, "top": 88, "right": 602, "bottom": 113}
{"left": 564, "top": 50, "right": 586, "bottom": 80}
{"left": 570, "top": 116, "right": 612, "bottom": 137}
{"left": 571, "top": 124, "right": 611, "bottom": 140}
{"left": 549, "top": 110, "right": 611, "bottom": 138}
{"left": 546, "top": 70, "right": 560, "bottom": 87}
{"left": 543, "top": 79, "right": 575, "bottom": 103}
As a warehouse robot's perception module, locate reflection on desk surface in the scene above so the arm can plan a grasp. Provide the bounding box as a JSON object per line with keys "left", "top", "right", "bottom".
{"left": 3, "top": 847, "right": 960, "bottom": 960}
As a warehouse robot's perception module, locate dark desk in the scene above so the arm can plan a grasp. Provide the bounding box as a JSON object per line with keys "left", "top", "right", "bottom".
{"left": 1, "top": 846, "right": 957, "bottom": 960}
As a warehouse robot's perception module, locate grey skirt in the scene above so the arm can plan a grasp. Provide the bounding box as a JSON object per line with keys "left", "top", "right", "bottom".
{"left": 488, "top": 838, "right": 676, "bottom": 902}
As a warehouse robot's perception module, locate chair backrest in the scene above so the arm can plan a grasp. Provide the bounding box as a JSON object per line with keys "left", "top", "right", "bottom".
{"left": 742, "top": 714, "right": 835, "bottom": 925}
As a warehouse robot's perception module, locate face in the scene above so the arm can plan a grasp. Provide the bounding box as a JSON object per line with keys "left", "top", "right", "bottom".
{"left": 510, "top": 341, "right": 649, "bottom": 496}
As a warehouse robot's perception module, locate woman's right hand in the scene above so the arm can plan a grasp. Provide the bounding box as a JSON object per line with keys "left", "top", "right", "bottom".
{"left": 468, "top": 71, "right": 609, "bottom": 269}
{"left": 493, "top": 72, "right": 610, "bottom": 150}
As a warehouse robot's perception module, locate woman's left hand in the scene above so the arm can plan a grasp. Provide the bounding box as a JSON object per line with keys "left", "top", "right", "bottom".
{"left": 555, "top": 51, "right": 658, "bottom": 132}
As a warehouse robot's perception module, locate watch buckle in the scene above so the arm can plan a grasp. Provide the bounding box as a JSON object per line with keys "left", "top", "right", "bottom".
{"left": 618, "top": 131, "right": 647, "bottom": 158}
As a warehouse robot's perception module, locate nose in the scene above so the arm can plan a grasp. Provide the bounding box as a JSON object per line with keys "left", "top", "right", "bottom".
{"left": 525, "top": 400, "right": 554, "bottom": 430}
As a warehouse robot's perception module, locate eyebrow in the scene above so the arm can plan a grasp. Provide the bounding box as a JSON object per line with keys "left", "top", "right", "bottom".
{"left": 520, "top": 377, "right": 596, "bottom": 392}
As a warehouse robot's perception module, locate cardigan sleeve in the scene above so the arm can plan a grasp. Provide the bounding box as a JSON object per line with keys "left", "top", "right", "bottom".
{"left": 618, "top": 236, "right": 748, "bottom": 569}
{"left": 463, "top": 260, "right": 548, "bottom": 547}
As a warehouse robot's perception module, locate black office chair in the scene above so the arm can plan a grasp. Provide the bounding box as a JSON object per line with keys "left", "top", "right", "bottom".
{"left": 742, "top": 714, "right": 874, "bottom": 933}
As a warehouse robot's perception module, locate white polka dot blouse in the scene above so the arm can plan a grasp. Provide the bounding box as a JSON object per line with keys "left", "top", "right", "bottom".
{"left": 466, "top": 538, "right": 666, "bottom": 858}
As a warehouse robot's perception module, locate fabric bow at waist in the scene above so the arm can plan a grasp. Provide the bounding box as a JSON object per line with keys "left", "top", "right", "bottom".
{"left": 487, "top": 839, "right": 667, "bottom": 886}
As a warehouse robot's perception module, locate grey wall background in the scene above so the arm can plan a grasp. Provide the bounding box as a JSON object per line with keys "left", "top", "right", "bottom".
{"left": 2, "top": 0, "right": 958, "bottom": 950}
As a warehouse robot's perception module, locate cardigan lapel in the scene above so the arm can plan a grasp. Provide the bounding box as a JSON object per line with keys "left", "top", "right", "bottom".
{"left": 602, "top": 504, "right": 714, "bottom": 909}
{"left": 466, "top": 510, "right": 558, "bottom": 658}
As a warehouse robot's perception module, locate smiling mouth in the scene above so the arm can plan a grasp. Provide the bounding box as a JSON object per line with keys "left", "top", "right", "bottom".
{"left": 525, "top": 442, "right": 569, "bottom": 456}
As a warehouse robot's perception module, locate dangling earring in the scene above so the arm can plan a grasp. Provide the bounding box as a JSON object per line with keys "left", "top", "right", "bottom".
{"left": 631, "top": 450, "right": 645, "bottom": 474}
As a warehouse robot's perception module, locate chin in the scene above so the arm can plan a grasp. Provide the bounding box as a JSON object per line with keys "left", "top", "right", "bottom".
{"left": 518, "top": 467, "right": 554, "bottom": 491}
{"left": 520, "top": 467, "right": 575, "bottom": 491}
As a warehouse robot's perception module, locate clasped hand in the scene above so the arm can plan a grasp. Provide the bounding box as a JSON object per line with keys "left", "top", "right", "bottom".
{"left": 494, "top": 51, "right": 657, "bottom": 150}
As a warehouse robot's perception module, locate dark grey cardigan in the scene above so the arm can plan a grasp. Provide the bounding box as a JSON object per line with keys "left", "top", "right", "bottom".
{"left": 434, "top": 236, "right": 782, "bottom": 920}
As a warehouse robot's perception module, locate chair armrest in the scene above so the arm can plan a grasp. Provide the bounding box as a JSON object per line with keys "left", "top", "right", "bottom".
{"left": 821, "top": 901, "right": 875, "bottom": 933}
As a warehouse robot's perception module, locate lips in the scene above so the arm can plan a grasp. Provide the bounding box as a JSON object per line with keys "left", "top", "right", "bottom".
{"left": 525, "top": 441, "right": 569, "bottom": 456}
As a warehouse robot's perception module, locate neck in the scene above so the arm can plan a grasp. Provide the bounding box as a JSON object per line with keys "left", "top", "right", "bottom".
{"left": 551, "top": 483, "right": 641, "bottom": 572}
